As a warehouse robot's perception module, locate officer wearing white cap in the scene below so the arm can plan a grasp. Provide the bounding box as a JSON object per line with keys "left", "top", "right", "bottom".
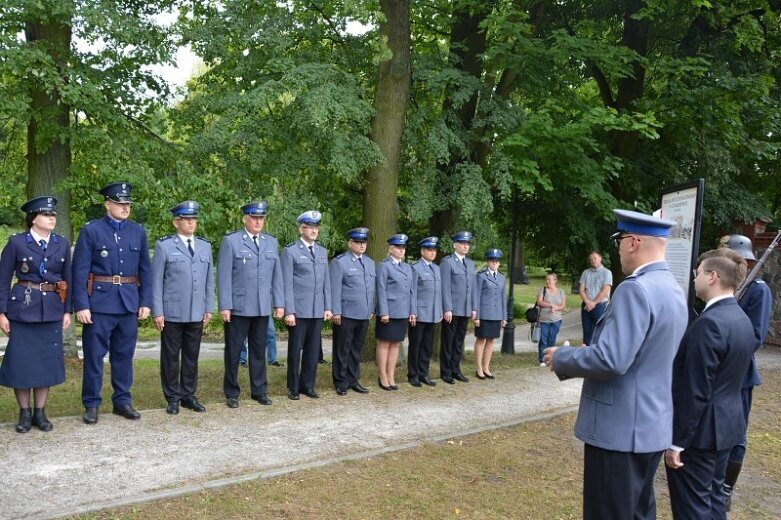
{"left": 719, "top": 234, "right": 773, "bottom": 510}
{"left": 439, "top": 231, "right": 476, "bottom": 384}
{"left": 72, "top": 181, "right": 152, "bottom": 424}
{"left": 0, "top": 196, "right": 71, "bottom": 433}
{"left": 544, "top": 209, "right": 688, "bottom": 520}
{"left": 151, "top": 201, "right": 214, "bottom": 414}
{"left": 217, "top": 201, "right": 284, "bottom": 408}
{"left": 281, "top": 210, "right": 332, "bottom": 400}
{"left": 407, "top": 236, "right": 442, "bottom": 387}
{"left": 329, "top": 227, "right": 375, "bottom": 395}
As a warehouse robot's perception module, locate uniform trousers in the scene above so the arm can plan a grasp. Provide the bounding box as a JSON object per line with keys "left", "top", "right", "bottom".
{"left": 160, "top": 321, "right": 203, "bottom": 403}
{"left": 666, "top": 447, "right": 730, "bottom": 520}
{"left": 81, "top": 312, "right": 138, "bottom": 407}
{"left": 332, "top": 317, "right": 368, "bottom": 391}
{"left": 224, "top": 315, "right": 269, "bottom": 398}
{"left": 440, "top": 316, "right": 469, "bottom": 379}
{"left": 287, "top": 317, "right": 323, "bottom": 392}
{"left": 583, "top": 443, "right": 663, "bottom": 520}
{"left": 408, "top": 321, "right": 436, "bottom": 380}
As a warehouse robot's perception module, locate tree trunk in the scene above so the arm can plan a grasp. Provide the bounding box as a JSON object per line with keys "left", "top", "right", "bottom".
{"left": 361, "top": 0, "right": 411, "bottom": 361}
{"left": 25, "top": 17, "right": 76, "bottom": 356}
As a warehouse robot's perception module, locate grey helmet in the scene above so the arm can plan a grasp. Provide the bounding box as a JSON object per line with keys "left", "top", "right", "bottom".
{"left": 720, "top": 234, "right": 756, "bottom": 261}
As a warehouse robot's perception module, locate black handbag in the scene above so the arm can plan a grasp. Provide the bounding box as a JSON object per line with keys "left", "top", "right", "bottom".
{"left": 525, "top": 287, "right": 546, "bottom": 323}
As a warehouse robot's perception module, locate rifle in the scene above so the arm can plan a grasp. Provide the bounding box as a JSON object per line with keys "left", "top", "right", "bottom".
{"left": 736, "top": 230, "right": 781, "bottom": 302}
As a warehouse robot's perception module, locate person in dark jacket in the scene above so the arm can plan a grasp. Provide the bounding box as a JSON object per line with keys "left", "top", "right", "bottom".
{"left": 0, "top": 196, "right": 71, "bottom": 432}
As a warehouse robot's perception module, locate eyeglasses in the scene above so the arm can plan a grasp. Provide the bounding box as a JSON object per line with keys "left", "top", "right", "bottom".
{"left": 612, "top": 234, "right": 638, "bottom": 248}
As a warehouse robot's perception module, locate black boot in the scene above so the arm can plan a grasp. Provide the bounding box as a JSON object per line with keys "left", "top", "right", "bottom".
{"left": 32, "top": 407, "right": 53, "bottom": 432}
{"left": 723, "top": 460, "right": 743, "bottom": 512}
{"left": 15, "top": 408, "right": 32, "bottom": 433}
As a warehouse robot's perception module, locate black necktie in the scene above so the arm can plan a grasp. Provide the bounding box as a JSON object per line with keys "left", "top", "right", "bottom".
{"left": 308, "top": 245, "right": 315, "bottom": 259}
{"left": 358, "top": 256, "right": 364, "bottom": 270}
{"left": 428, "top": 263, "right": 435, "bottom": 274}
{"left": 252, "top": 235, "right": 259, "bottom": 251}
{"left": 39, "top": 239, "right": 47, "bottom": 277}
{"left": 492, "top": 271, "right": 496, "bottom": 279}
{"left": 187, "top": 238, "right": 194, "bottom": 256}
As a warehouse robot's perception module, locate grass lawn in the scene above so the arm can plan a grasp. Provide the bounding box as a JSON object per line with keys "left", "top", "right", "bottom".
{"left": 68, "top": 368, "right": 781, "bottom": 519}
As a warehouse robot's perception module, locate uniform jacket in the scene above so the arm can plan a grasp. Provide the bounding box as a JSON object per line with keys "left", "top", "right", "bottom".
{"left": 330, "top": 252, "right": 375, "bottom": 320}
{"left": 217, "top": 230, "right": 283, "bottom": 317}
{"left": 739, "top": 278, "right": 772, "bottom": 388}
{"left": 151, "top": 235, "right": 215, "bottom": 323}
{"left": 72, "top": 216, "right": 152, "bottom": 314}
{"left": 411, "top": 259, "right": 442, "bottom": 323}
{"left": 671, "top": 297, "right": 755, "bottom": 450}
{"left": 440, "top": 254, "right": 475, "bottom": 317}
{"left": 553, "top": 262, "right": 688, "bottom": 453}
{"left": 281, "top": 239, "right": 331, "bottom": 318}
{"left": 473, "top": 269, "right": 507, "bottom": 321}
{"left": 376, "top": 257, "right": 415, "bottom": 319}
{"left": 0, "top": 231, "right": 71, "bottom": 322}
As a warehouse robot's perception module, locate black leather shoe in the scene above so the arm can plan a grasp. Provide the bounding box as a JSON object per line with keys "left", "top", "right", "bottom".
{"left": 166, "top": 402, "right": 180, "bottom": 415}
{"left": 421, "top": 377, "right": 437, "bottom": 386}
{"left": 15, "top": 408, "right": 32, "bottom": 433}
{"left": 484, "top": 372, "right": 495, "bottom": 379}
{"left": 441, "top": 376, "right": 455, "bottom": 384}
{"left": 181, "top": 398, "right": 207, "bottom": 412}
{"left": 83, "top": 407, "right": 99, "bottom": 425}
{"left": 288, "top": 390, "right": 300, "bottom": 400}
{"left": 475, "top": 371, "right": 486, "bottom": 380}
{"left": 32, "top": 408, "right": 53, "bottom": 431}
{"left": 378, "top": 378, "right": 393, "bottom": 391}
{"left": 268, "top": 360, "right": 283, "bottom": 366}
{"left": 302, "top": 388, "right": 320, "bottom": 399}
{"left": 453, "top": 373, "right": 470, "bottom": 383}
{"left": 349, "top": 383, "right": 369, "bottom": 394}
{"left": 318, "top": 359, "right": 330, "bottom": 365}
{"left": 253, "top": 394, "right": 272, "bottom": 405}
{"left": 390, "top": 384, "right": 399, "bottom": 390}
{"left": 112, "top": 404, "right": 141, "bottom": 420}
{"left": 226, "top": 397, "right": 239, "bottom": 408}
{"left": 408, "top": 377, "right": 421, "bottom": 387}
{"left": 336, "top": 389, "right": 347, "bottom": 396}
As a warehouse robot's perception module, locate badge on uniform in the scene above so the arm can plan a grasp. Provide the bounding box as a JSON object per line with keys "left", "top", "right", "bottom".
{"left": 20, "top": 260, "right": 29, "bottom": 273}
{"left": 101, "top": 250, "right": 109, "bottom": 258}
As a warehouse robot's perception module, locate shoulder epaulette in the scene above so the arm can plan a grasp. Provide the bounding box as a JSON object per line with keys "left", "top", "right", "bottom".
{"left": 262, "top": 232, "right": 276, "bottom": 239}
{"left": 158, "top": 234, "right": 173, "bottom": 242}
{"left": 195, "top": 236, "right": 211, "bottom": 244}
{"left": 412, "top": 259, "right": 421, "bottom": 266}
{"left": 478, "top": 268, "right": 488, "bottom": 274}
{"left": 336, "top": 252, "right": 348, "bottom": 259}
{"left": 224, "top": 229, "right": 240, "bottom": 236}
{"left": 442, "top": 254, "right": 453, "bottom": 260}
{"left": 285, "top": 242, "right": 297, "bottom": 248}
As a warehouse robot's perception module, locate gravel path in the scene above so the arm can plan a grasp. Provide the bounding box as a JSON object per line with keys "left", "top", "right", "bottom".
{"left": 2, "top": 312, "right": 780, "bottom": 520}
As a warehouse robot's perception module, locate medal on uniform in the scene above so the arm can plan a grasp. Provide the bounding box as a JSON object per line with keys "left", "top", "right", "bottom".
{"left": 20, "top": 260, "right": 29, "bottom": 273}
{"left": 101, "top": 249, "right": 108, "bottom": 258}
{"left": 242, "top": 257, "right": 247, "bottom": 265}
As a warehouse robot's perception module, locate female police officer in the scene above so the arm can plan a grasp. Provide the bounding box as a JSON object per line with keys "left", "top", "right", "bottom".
{"left": 0, "top": 196, "right": 71, "bottom": 432}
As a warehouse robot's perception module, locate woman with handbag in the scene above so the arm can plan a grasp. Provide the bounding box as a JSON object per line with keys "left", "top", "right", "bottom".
{"left": 0, "top": 196, "right": 71, "bottom": 432}
{"left": 536, "top": 273, "right": 566, "bottom": 366}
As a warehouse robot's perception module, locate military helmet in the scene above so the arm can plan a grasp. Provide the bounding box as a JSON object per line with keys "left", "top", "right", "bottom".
{"left": 720, "top": 234, "right": 756, "bottom": 261}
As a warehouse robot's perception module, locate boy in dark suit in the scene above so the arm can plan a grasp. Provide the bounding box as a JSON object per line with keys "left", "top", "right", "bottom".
{"left": 665, "top": 248, "right": 756, "bottom": 519}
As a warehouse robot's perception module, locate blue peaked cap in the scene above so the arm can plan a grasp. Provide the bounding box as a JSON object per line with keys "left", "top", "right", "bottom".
{"left": 346, "top": 227, "right": 369, "bottom": 241}
{"left": 418, "top": 236, "right": 439, "bottom": 248}
{"left": 612, "top": 209, "right": 676, "bottom": 238}
{"left": 170, "top": 200, "right": 199, "bottom": 218}
{"left": 21, "top": 196, "right": 58, "bottom": 215}
{"left": 485, "top": 248, "right": 502, "bottom": 260}
{"left": 387, "top": 233, "right": 409, "bottom": 246}
{"left": 242, "top": 201, "right": 268, "bottom": 216}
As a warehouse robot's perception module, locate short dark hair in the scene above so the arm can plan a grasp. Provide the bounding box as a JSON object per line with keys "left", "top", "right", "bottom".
{"left": 25, "top": 212, "right": 37, "bottom": 229}
{"left": 696, "top": 249, "right": 747, "bottom": 290}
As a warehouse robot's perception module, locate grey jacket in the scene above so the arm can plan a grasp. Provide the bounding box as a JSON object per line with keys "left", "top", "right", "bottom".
{"left": 330, "top": 252, "right": 375, "bottom": 320}
{"left": 152, "top": 235, "right": 214, "bottom": 322}
{"left": 281, "top": 239, "right": 331, "bottom": 318}
{"left": 440, "top": 254, "right": 475, "bottom": 317}
{"left": 411, "top": 259, "right": 442, "bottom": 323}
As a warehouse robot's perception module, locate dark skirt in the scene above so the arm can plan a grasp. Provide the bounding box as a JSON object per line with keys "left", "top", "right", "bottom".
{"left": 375, "top": 317, "right": 408, "bottom": 342}
{"left": 475, "top": 320, "right": 501, "bottom": 339}
{"left": 0, "top": 320, "right": 65, "bottom": 388}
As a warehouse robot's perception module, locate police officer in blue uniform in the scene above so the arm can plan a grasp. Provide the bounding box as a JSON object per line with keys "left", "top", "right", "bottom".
{"left": 329, "top": 227, "right": 375, "bottom": 396}
{"left": 0, "top": 196, "right": 71, "bottom": 433}
{"left": 439, "top": 231, "right": 476, "bottom": 384}
{"left": 407, "top": 236, "right": 442, "bottom": 387}
{"left": 72, "top": 182, "right": 152, "bottom": 424}
{"left": 472, "top": 249, "right": 507, "bottom": 380}
{"left": 217, "top": 201, "right": 284, "bottom": 408}
{"left": 152, "top": 201, "right": 214, "bottom": 415}
{"left": 281, "top": 210, "right": 332, "bottom": 400}
{"left": 721, "top": 234, "right": 774, "bottom": 509}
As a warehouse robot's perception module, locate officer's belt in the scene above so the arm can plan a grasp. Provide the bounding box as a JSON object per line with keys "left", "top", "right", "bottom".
{"left": 89, "top": 274, "right": 139, "bottom": 285}
{"left": 16, "top": 281, "right": 57, "bottom": 292}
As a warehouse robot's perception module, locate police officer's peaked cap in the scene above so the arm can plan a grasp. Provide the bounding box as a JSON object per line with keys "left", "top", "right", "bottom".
{"left": 21, "top": 196, "right": 58, "bottom": 215}
{"left": 611, "top": 209, "right": 676, "bottom": 239}
{"left": 297, "top": 210, "right": 322, "bottom": 225}
{"left": 170, "top": 200, "right": 199, "bottom": 218}
{"left": 387, "top": 233, "right": 409, "bottom": 246}
{"left": 242, "top": 201, "right": 268, "bottom": 216}
{"left": 346, "top": 227, "right": 369, "bottom": 241}
{"left": 451, "top": 231, "right": 473, "bottom": 243}
{"left": 485, "top": 248, "right": 502, "bottom": 260}
{"left": 720, "top": 234, "right": 756, "bottom": 261}
{"left": 99, "top": 182, "right": 132, "bottom": 203}
{"left": 418, "top": 236, "right": 439, "bottom": 248}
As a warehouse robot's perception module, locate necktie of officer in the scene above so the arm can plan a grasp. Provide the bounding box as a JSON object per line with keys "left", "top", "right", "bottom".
{"left": 252, "top": 235, "right": 259, "bottom": 252}
{"left": 428, "top": 262, "right": 435, "bottom": 275}
{"left": 39, "top": 239, "right": 47, "bottom": 277}
{"left": 358, "top": 256, "right": 364, "bottom": 271}
{"left": 187, "top": 238, "right": 194, "bottom": 257}
{"left": 492, "top": 271, "right": 496, "bottom": 280}
{"left": 308, "top": 245, "right": 315, "bottom": 259}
